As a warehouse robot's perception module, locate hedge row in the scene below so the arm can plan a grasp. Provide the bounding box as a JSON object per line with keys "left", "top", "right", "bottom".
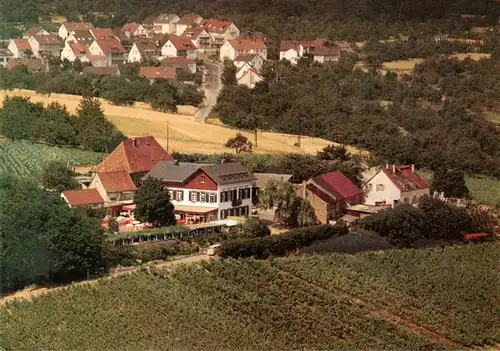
{"left": 219, "top": 224, "right": 349, "bottom": 259}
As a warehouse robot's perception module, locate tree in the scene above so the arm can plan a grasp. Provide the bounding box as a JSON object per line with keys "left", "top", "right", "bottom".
{"left": 259, "top": 179, "right": 296, "bottom": 224}
{"left": 0, "top": 96, "right": 44, "bottom": 140}
{"left": 30, "top": 101, "right": 76, "bottom": 146}
{"left": 225, "top": 133, "right": 253, "bottom": 154}
{"left": 23, "top": 49, "right": 33, "bottom": 58}
{"left": 148, "top": 79, "right": 179, "bottom": 113}
{"left": 431, "top": 168, "right": 469, "bottom": 198}
{"left": 41, "top": 161, "right": 80, "bottom": 192}
{"left": 221, "top": 59, "right": 237, "bottom": 85}
{"left": 297, "top": 199, "right": 317, "bottom": 226}
{"left": 135, "top": 178, "right": 176, "bottom": 227}
{"left": 317, "top": 145, "right": 351, "bottom": 162}
{"left": 232, "top": 218, "right": 271, "bottom": 238}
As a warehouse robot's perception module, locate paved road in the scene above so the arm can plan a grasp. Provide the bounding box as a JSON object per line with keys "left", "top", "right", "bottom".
{"left": 194, "top": 61, "right": 223, "bottom": 123}
{"left": 0, "top": 253, "right": 213, "bottom": 305}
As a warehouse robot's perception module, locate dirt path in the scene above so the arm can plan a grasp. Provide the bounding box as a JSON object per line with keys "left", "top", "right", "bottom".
{"left": 275, "top": 267, "right": 465, "bottom": 349}
{"left": 0, "top": 254, "right": 211, "bottom": 306}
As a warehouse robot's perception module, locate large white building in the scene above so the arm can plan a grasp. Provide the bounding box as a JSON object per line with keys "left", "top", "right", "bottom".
{"left": 362, "top": 164, "right": 430, "bottom": 207}
{"left": 220, "top": 39, "right": 267, "bottom": 61}
{"left": 144, "top": 161, "right": 255, "bottom": 222}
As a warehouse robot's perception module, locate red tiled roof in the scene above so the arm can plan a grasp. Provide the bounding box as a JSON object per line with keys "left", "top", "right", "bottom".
{"left": 181, "top": 27, "right": 207, "bottom": 38}
{"left": 382, "top": 166, "right": 430, "bottom": 191}
{"left": 6, "top": 58, "right": 43, "bottom": 71}
{"left": 161, "top": 56, "right": 195, "bottom": 64}
{"left": 139, "top": 66, "right": 176, "bottom": 80}
{"left": 67, "top": 30, "right": 95, "bottom": 43}
{"left": 228, "top": 39, "right": 266, "bottom": 51}
{"left": 313, "top": 46, "right": 341, "bottom": 57}
{"left": 32, "top": 35, "right": 60, "bottom": 45}
{"left": 24, "top": 27, "right": 47, "bottom": 37}
{"left": 311, "top": 170, "right": 361, "bottom": 200}
{"left": 96, "top": 136, "right": 174, "bottom": 174}
{"left": 135, "top": 41, "right": 160, "bottom": 53}
{"left": 97, "top": 171, "right": 137, "bottom": 192}
{"left": 64, "top": 22, "right": 94, "bottom": 32}
{"left": 200, "top": 19, "right": 234, "bottom": 33}
{"left": 91, "top": 28, "right": 117, "bottom": 41}
{"left": 280, "top": 40, "right": 302, "bottom": 52}
{"left": 84, "top": 54, "right": 107, "bottom": 62}
{"left": 301, "top": 39, "right": 327, "bottom": 49}
{"left": 122, "top": 22, "right": 138, "bottom": 32}
{"left": 96, "top": 39, "right": 126, "bottom": 54}
{"left": 168, "top": 35, "right": 197, "bottom": 50}
{"left": 177, "top": 14, "right": 202, "bottom": 25}
{"left": 12, "top": 39, "right": 32, "bottom": 52}
{"left": 70, "top": 43, "right": 90, "bottom": 55}
{"left": 62, "top": 189, "right": 104, "bottom": 207}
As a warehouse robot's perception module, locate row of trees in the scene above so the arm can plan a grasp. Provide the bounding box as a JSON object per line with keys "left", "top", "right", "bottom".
{"left": 215, "top": 57, "right": 500, "bottom": 177}
{"left": 357, "top": 195, "right": 496, "bottom": 247}
{"left": 0, "top": 96, "right": 124, "bottom": 152}
{"left": 0, "top": 63, "right": 204, "bottom": 112}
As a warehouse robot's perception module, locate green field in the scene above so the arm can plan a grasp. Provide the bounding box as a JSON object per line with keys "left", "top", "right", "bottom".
{"left": 0, "top": 140, "right": 105, "bottom": 177}
{"left": 1, "top": 244, "right": 498, "bottom": 350}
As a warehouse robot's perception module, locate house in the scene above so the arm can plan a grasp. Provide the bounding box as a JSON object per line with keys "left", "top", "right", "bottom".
{"left": 95, "top": 136, "right": 174, "bottom": 183}
{"left": 220, "top": 39, "right": 267, "bottom": 61}
{"left": 7, "top": 39, "right": 33, "bottom": 58}
{"left": 61, "top": 189, "right": 105, "bottom": 208}
{"left": 90, "top": 28, "right": 119, "bottom": 42}
{"left": 336, "top": 41, "right": 355, "bottom": 54}
{"left": 27, "top": 35, "right": 61, "bottom": 58}
{"left": 122, "top": 22, "right": 149, "bottom": 38}
{"left": 61, "top": 42, "right": 90, "bottom": 62}
{"left": 65, "top": 30, "right": 95, "bottom": 45}
{"left": 175, "top": 14, "right": 203, "bottom": 36}
{"left": 127, "top": 41, "right": 161, "bottom": 63}
{"left": 88, "top": 39, "right": 127, "bottom": 65}
{"left": 199, "top": 19, "right": 240, "bottom": 46}
{"left": 252, "top": 173, "right": 292, "bottom": 201}
{"left": 161, "top": 35, "right": 197, "bottom": 59}
{"left": 300, "top": 170, "right": 362, "bottom": 224}
{"left": 181, "top": 27, "right": 213, "bottom": 50}
{"left": 81, "top": 55, "right": 108, "bottom": 67}
{"left": 0, "top": 49, "right": 13, "bottom": 67}
{"left": 160, "top": 56, "right": 197, "bottom": 74}
{"left": 233, "top": 54, "right": 264, "bottom": 72}
{"left": 313, "top": 46, "right": 341, "bottom": 64}
{"left": 301, "top": 39, "right": 327, "bottom": 54}
{"left": 144, "top": 160, "right": 255, "bottom": 222}
{"left": 59, "top": 22, "right": 94, "bottom": 39}
{"left": 279, "top": 41, "right": 304, "bottom": 65}
{"left": 89, "top": 171, "right": 136, "bottom": 205}
{"left": 139, "top": 66, "right": 176, "bottom": 82}
{"left": 235, "top": 62, "right": 254, "bottom": 80}
{"left": 83, "top": 65, "right": 121, "bottom": 76}
{"left": 153, "top": 13, "right": 180, "bottom": 34}
{"left": 23, "top": 26, "right": 50, "bottom": 39}
{"left": 237, "top": 68, "right": 263, "bottom": 88}
{"left": 362, "top": 164, "right": 430, "bottom": 207}
{"left": 6, "top": 58, "right": 45, "bottom": 72}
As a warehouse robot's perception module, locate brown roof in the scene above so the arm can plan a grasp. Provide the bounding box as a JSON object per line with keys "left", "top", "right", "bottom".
{"left": 97, "top": 171, "right": 137, "bottom": 192}
{"left": 122, "top": 22, "right": 138, "bottom": 32}
{"left": 84, "top": 54, "right": 107, "bottom": 62}
{"left": 96, "top": 39, "right": 126, "bottom": 54}
{"left": 181, "top": 27, "right": 208, "bottom": 39}
{"left": 313, "top": 46, "right": 341, "bottom": 57}
{"left": 177, "top": 13, "right": 202, "bottom": 25}
{"left": 200, "top": 19, "right": 234, "bottom": 33}
{"left": 83, "top": 66, "right": 120, "bottom": 76}
{"left": 68, "top": 30, "right": 95, "bottom": 44}
{"left": 228, "top": 39, "right": 266, "bottom": 51}
{"left": 135, "top": 41, "right": 160, "bottom": 53}
{"left": 96, "top": 136, "right": 174, "bottom": 174}
{"left": 168, "top": 35, "right": 197, "bottom": 50}
{"left": 306, "top": 183, "right": 335, "bottom": 205}
{"left": 201, "top": 162, "right": 255, "bottom": 185}
{"left": 280, "top": 40, "right": 302, "bottom": 52}
{"left": 91, "top": 28, "right": 117, "bottom": 41}
{"left": 139, "top": 66, "right": 176, "bottom": 80}
{"left": 24, "top": 26, "right": 47, "bottom": 37}
{"left": 12, "top": 39, "right": 32, "bottom": 52}
{"left": 62, "top": 189, "right": 104, "bottom": 207}
{"left": 64, "top": 22, "right": 94, "bottom": 32}
{"left": 234, "top": 54, "right": 260, "bottom": 62}
{"left": 32, "top": 35, "right": 60, "bottom": 46}
{"left": 160, "top": 56, "right": 195, "bottom": 64}
{"left": 6, "top": 58, "right": 43, "bottom": 71}
{"left": 301, "top": 39, "right": 327, "bottom": 49}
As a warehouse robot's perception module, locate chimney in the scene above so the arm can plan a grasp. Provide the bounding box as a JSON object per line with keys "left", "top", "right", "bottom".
{"left": 131, "top": 137, "right": 136, "bottom": 147}
{"left": 385, "top": 163, "right": 389, "bottom": 169}
{"left": 221, "top": 158, "right": 225, "bottom": 164}
{"left": 392, "top": 164, "right": 396, "bottom": 173}
{"left": 411, "top": 164, "right": 415, "bottom": 172}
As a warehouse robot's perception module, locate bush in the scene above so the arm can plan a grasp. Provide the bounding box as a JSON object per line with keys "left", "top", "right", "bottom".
{"left": 232, "top": 218, "right": 271, "bottom": 238}
{"left": 219, "top": 224, "right": 348, "bottom": 259}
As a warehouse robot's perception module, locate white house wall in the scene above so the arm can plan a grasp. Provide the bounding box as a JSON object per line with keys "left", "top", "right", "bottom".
{"left": 61, "top": 42, "right": 76, "bottom": 62}
{"left": 7, "top": 41, "right": 21, "bottom": 58}
{"left": 58, "top": 26, "right": 69, "bottom": 39}
{"left": 161, "top": 41, "right": 178, "bottom": 57}
{"left": 127, "top": 44, "right": 142, "bottom": 63}
{"left": 219, "top": 41, "right": 235, "bottom": 61}
{"left": 362, "top": 171, "right": 401, "bottom": 206}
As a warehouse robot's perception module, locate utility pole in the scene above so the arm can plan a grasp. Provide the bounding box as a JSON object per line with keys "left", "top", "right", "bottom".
{"left": 297, "top": 115, "right": 302, "bottom": 148}
{"left": 166, "top": 121, "right": 170, "bottom": 153}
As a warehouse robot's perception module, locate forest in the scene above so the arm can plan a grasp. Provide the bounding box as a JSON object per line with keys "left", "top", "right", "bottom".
{"left": 215, "top": 56, "right": 500, "bottom": 177}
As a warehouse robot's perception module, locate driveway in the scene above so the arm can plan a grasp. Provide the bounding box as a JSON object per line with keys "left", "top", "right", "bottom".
{"left": 194, "top": 60, "right": 223, "bottom": 123}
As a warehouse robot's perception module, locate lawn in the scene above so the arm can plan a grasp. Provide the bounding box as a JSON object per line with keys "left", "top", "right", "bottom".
{"left": 382, "top": 53, "right": 491, "bottom": 72}
{"left": 0, "top": 140, "right": 105, "bottom": 177}
{"left": 485, "top": 111, "right": 500, "bottom": 123}
{"left": 0, "top": 90, "right": 349, "bottom": 155}
{"left": 1, "top": 244, "right": 497, "bottom": 349}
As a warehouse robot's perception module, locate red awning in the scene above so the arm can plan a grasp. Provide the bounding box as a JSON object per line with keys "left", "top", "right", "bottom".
{"left": 463, "top": 233, "right": 488, "bottom": 240}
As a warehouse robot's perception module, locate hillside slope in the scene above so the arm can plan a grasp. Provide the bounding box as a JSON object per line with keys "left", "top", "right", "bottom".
{"left": 1, "top": 244, "right": 498, "bottom": 350}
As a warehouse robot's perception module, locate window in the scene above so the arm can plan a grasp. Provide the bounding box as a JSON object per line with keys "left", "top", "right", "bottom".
{"left": 168, "top": 190, "right": 174, "bottom": 199}
{"left": 190, "top": 191, "right": 197, "bottom": 202}
{"left": 404, "top": 197, "right": 409, "bottom": 204}
{"left": 200, "top": 192, "right": 206, "bottom": 202}
{"left": 376, "top": 184, "right": 385, "bottom": 191}
{"left": 176, "top": 191, "right": 183, "bottom": 201}
{"left": 209, "top": 193, "right": 215, "bottom": 203}
{"left": 367, "top": 183, "right": 373, "bottom": 191}
{"left": 200, "top": 176, "right": 206, "bottom": 184}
